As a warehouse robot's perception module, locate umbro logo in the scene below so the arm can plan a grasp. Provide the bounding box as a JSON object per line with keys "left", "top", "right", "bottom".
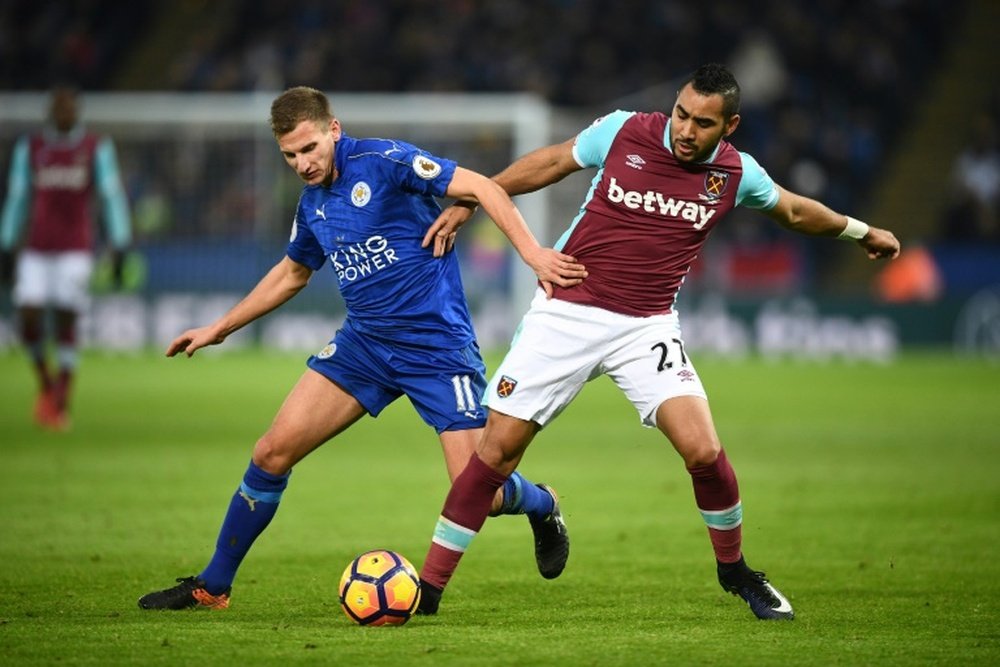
{"left": 625, "top": 154, "right": 646, "bottom": 170}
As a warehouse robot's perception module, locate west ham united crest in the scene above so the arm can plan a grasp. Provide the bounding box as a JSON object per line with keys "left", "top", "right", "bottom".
{"left": 703, "top": 170, "right": 729, "bottom": 201}
{"left": 496, "top": 375, "right": 518, "bottom": 398}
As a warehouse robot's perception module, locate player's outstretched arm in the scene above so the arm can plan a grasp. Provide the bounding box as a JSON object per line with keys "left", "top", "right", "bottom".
{"left": 492, "top": 138, "right": 582, "bottom": 195}
{"left": 445, "top": 167, "right": 587, "bottom": 297}
{"left": 423, "top": 139, "right": 583, "bottom": 259}
{"left": 764, "top": 185, "right": 900, "bottom": 260}
{"left": 166, "top": 256, "right": 313, "bottom": 357}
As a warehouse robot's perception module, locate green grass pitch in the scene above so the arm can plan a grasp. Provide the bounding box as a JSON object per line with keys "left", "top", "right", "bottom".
{"left": 1, "top": 349, "right": 998, "bottom": 665}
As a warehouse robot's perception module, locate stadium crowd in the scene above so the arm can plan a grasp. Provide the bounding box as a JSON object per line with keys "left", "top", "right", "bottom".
{"left": 2, "top": 1, "right": 959, "bottom": 215}
{"left": 4, "top": 0, "right": 989, "bottom": 302}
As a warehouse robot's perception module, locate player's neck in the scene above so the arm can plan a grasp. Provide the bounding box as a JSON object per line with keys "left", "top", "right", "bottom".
{"left": 323, "top": 166, "right": 338, "bottom": 188}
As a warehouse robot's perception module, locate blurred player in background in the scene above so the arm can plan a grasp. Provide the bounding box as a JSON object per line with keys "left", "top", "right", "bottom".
{"left": 417, "top": 63, "right": 901, "bottom": 620}
{"left": 138, "top": 86, "right": 585, "bottom": 610}
{"left": 0, "top": 86, "right": 131, "bottom": 431}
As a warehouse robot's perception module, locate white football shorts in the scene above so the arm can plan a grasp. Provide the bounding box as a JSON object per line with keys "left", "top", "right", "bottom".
{"left": 13, "top": 250, "right": 94, "bottom": 311}
{"left": 483, "top": 289, "right": 707, "bottom": 428}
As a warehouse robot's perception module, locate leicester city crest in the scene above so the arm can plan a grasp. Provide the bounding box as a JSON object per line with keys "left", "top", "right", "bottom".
{"left": 351, "top": 181, "right": 371, "bottom": 207}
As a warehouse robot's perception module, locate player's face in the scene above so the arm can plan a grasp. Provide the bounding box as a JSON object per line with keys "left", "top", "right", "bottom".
{"left": 277, "top": 118, "right": 342, "bottom": 187}
{"left": 669, "top": 83, "right": 740, "bottom": 163}
{"left": 50, "top": 89, "right": 78, "bottom": 133}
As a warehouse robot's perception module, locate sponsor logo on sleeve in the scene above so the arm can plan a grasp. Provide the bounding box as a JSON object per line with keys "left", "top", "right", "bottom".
{"left": 412, "top": 155, "right": 442, "bottom": 180}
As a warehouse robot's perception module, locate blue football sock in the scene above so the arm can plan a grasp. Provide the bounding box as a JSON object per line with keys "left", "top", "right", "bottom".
{"left": 500, "top": 472, "right": 554, "bottom": 520}
{"left": 199, "top": 461, "right": 289, "bottom": 594}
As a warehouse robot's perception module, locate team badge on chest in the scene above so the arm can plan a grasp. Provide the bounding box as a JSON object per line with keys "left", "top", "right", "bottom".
{"left": 703, "top": 170, "right": 729, "bottom": 202}
{"left": 351, "top": 181, "right": 371, "bottom": 207}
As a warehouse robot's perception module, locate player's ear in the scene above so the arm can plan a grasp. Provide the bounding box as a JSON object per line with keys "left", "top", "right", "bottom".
{"left": 723, "top": 113, "right": 740, "bottom": 137}
{"left": 329, "top": 118, "right": 342, "bottom": 140}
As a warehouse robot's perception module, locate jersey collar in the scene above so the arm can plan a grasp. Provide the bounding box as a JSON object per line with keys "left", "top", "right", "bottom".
{"left": 332, "top": 134, "right": 355, "bottom": 185}
{"left": 42, "top": 124, "right": 86, "bottom": 145}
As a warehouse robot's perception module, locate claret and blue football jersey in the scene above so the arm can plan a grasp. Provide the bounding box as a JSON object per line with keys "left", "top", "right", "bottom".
{"left": 286, "top": 135, "right": 474, "bottom": 349}
{"left": 553, "top": 110, "right": 780, "bottom": 317}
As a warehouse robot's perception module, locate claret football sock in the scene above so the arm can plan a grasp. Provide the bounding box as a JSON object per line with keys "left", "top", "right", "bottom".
{"left": 688, "top": 448, "right": 743, "bottom": 563}
{"left": 199, "top": 460, "right": 290, "bottom": 594}
{"left": 421, "top": 454, "right": 507, "bottom": 591}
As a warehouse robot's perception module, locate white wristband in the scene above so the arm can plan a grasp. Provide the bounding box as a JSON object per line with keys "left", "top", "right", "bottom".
{"left": 838, "top": 216, "right": 869, "bottom": 240}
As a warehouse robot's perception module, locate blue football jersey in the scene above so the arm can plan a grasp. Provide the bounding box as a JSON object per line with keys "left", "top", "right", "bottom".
{"left": 286, "top": 135, "right": 475, "bottom": 349}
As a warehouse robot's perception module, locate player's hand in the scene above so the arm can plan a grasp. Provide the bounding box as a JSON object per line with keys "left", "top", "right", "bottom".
{"left": 859, "top": 227, "right": 901, "bottom": 260}
{"left": 0, "top": 250, "right": 15, "bottom": 286}
{"left": 165, "top": 325, "right": 226, "bottom": 358}
{"left": 525, "top": 247, "right": 587, "bottom": 298}
{"left": 422, "top": 201, "right": 478, "bottom": 257}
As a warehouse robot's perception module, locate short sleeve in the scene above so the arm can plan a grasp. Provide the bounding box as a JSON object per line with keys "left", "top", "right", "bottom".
{"left": 375, "top": 139, "right": 458, "bottom": 198}
{"left": 284, "top": 195, "right": 325, "bottom": 271}
{"left": 736, "top": 152, "right": 779, "bottom": 210}
{"left": 572, "top": 110, "right": 634, "bottom": 168}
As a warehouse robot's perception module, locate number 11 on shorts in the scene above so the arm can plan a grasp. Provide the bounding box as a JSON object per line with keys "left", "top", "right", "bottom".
{"left": 451, "top": 375, "right": 477, "bottom": 412}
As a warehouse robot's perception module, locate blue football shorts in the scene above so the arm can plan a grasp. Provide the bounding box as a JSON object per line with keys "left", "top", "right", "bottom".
{"left": 306, "top": 321, "right": 487, "bottom": 434}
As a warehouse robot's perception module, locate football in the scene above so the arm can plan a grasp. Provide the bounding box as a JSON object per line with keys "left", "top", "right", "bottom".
{"left": 338, "top": 549, "right": 422, "bottom": 626}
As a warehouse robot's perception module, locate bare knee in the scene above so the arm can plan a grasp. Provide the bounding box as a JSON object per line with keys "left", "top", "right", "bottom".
{"left": 476, "top": 415, "right": 537, "bottom": 476}
{"left": 655, "top": 396, "right": 722, "bottom": 468}
{"left": 680, "top": 440, "right": 721, "bottom": 468}
{"left": 252, "top": 434, "right": 294, "bottom": 475}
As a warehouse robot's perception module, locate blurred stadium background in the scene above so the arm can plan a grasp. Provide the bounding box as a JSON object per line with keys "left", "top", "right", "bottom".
{"left": 1, "top": 0, "right": 998, "bottom": 359}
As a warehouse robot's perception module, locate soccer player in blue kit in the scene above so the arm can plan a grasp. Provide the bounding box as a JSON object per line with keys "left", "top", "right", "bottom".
{"left": 138, "top": 86, "right": 586, "bottom": 610}
{"left": 416, "top": 64, "right": 901, "bottom": 620}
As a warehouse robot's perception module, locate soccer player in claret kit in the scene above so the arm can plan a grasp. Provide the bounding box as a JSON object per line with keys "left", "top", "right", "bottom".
{"left": 0, "top": 86, "right": 132, "bottom": 431}
{"left": 138, "top": 87, "right": 584, "bottom": 610}
{"left": 416, "top": 63, "right": 900, "bottom": 620}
